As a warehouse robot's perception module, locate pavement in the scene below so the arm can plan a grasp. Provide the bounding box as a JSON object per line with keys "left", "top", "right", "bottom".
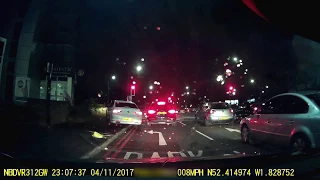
{"left": 1, "top": 113, "right": 284, "bottom": 162}
{"left": 0, "top": 117, "right": 127, "bottom": 161}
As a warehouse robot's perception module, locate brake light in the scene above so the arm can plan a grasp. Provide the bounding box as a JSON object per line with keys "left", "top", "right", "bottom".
{"left": 168, "top": 109, "right": 176, "bottom": 114}
{"left": 135, "top": 111, "right": 142, "bottom": 115}
{"left": 148, "top": 110, "right": 156, "bottom": 114}
{"left": 230, "top": 109, "right": 233, "bottom": 113}
{"left": 157, "top": 101, "right": 166, "bottom": 105}
{"left": 113, "top": 109, "right": 122, "bottom": 113}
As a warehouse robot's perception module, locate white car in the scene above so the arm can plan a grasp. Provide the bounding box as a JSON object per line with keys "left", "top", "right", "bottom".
{"left": 107, "top": 100, "right": 143, "bottom": 126}
{"left": 240, "top": 91, "right": 320, "bottom": 153}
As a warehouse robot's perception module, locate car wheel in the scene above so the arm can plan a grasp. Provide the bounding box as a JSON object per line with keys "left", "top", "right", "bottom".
{"left": 136, "top": 125, "right": 143, "bottom": 132}
{"left": 228, "top": 119, "right": 235, "bottom": 127}
{"left": 290, "top": 134, "right": 311, "bottom": 153}
{"left": 204, "top": 118, "right": 210, "bottom": 126}
{"left": 172, "top": 122, "right": 177, "bottom": 127}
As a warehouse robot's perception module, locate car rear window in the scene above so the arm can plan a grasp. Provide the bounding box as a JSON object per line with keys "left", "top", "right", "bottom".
{"left": 306, "top": 93, "right": 320, "bottom": 107}
{"left": 115, "top": 102, "right": 138, "bottom": 108}
{"left": 150, "top": 104, "right": 175, "bottom": 111}
{"left": 210, "top": 103, "right": 229, "bottom": 109}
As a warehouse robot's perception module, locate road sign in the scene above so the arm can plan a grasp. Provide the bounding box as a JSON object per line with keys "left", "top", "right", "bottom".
{"left": 77, "top": 69, "right": 84, "bottom": 76}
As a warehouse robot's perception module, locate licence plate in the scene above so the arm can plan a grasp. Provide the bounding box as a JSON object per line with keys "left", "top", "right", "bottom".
{"left": 157, "top": 112, "right": 167, "bottom": 115}
{"left": 219, "top": 117, "right": 229, "bottom": 120}
{"left": 122, "top": 118, "right": 133, "bottom": 121}
{"left": 158, "top": 122, "right": 166, "bottom": 124}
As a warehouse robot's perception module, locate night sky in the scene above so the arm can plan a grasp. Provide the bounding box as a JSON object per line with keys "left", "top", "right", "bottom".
{"left": 1, "top": 0, "right": 297, "bottom": 103}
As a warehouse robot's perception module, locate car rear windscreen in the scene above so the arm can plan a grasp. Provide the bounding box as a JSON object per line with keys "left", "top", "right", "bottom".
{"left": 210, "top": 103, "right": 229, "bottom": 109}
{"left": 115, "top": 102, "right": 138, "bottom": 108}
{"left": 150, "top": 104, "right": 175, "bottom": 111}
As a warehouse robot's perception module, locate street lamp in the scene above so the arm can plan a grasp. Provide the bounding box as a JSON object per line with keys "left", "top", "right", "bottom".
{"left": 149, "top": 85, "right": 153, "bottom": 90}
{"left": 136, "top": 65, "right": 142, "bottom": 72}
{"left": 186, "top": 86, "right": 189, "bottom": 90}
{"left": 250, "top": 79, "right": 255, "bottom": 83}
{"left": 107, "top": 75, "right": 116, "bottom": 104}
{"left": 141, "top": 58, "right": 144, "bottom": 61}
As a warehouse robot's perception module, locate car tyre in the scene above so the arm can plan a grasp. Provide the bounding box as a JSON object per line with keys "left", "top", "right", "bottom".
{"left": 290, "top": 134, "right": 311, "bottom": 153}
{"left": 204, "top": 118, "right": 210, "bottom": 126}
{"left": 172, "top": 122, "right": 177, "bottom": 127}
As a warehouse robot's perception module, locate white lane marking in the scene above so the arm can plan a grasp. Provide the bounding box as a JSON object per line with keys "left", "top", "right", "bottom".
{"left": 147, "top": 130, "right": 167, "bottom": 146}
{"left": 225, "top": 127, "right": 241, "bottom": 133}
{"left": 233, "top": 151, "right": 240, "bottom": 154}
{"left": 81, "top": 126, "right": 130, "bottom": 159}
{"left": 151, "top": 152, "right": 161, "bottom": 158}
{"left": 187, "top": 150, "right": 203, "bottom": 157}
{"left": 179, "top": 121, "right": 186, "bottom": 126}
{"left": 124, "top": 152, "right": 143, "bottom": 159}
{"left": 168, "top": 151, "right": 187, "bottom": 157}
{"left": 192, "top": 127, "right": 214, "bottom": 141}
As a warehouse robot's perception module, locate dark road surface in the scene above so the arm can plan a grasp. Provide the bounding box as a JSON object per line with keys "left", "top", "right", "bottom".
{"left": 81, "top": 113, "right": 284, "bottom": 162}
{"left": 2, "top": 113, "right": 284, "bottom": 162}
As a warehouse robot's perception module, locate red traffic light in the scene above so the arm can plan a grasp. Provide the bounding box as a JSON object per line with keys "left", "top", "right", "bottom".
{"left": 131, "top": 85, "right": 135, "bottom": 90}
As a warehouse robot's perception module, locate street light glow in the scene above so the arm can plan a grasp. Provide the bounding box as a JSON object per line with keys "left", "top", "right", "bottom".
{"left": 141, "top": 58, "right": 144, "bottom": 61}
{"left": 216, "top": 75, "right": 223, "bottom": 82}
{"left": 250, "top": 79, "right": 255, "bottom": 83}
{"left": 233, "top": 57, "right": 237, "bottom": 61}
{"left": 149, "top": 86, "right": 153, "bottom": 90}
{"left": 186, "top": 86, "right": 189, "bottom": 89}
{"left": 111, "top": 75, "right": 116, "bottom": 80}
{"left": 136, "top": 65, "right": 142, "bottom": 72}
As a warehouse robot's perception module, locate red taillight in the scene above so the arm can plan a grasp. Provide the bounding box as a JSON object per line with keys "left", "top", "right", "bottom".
{"left": 168, "top": 109, "right": 176, "bottom": 114}
{"left": 230, "top": 109, "right": 233, "bottom": 113}
{"left": 209, "top": 109, "right": 215, "bottom": 114}
{"left": 113, "top": 109, "right": 122, "bottom": 113}
{"left": 148, "top": 110, "right": 156, "bottom": 114}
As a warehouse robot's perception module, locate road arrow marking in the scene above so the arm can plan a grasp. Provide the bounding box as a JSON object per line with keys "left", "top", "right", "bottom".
{"left": 147, "top": 130, "right": 167, "bottom": 146}
{"left": 225, "top": 128, "right": 241, "bottom": 133}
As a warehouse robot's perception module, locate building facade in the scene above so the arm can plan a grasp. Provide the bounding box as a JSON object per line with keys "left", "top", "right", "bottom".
{"left": 0, "top": 0, "right": 83, "bottom": 104}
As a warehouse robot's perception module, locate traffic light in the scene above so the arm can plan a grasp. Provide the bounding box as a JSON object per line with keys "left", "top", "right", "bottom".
{"left": 131, "top": 84, "right": 135, "bottom": 96}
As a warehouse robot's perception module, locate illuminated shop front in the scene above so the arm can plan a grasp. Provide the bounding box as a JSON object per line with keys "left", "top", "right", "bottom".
{"left": 39, "top": 66, "right": 74, "bottom": 103}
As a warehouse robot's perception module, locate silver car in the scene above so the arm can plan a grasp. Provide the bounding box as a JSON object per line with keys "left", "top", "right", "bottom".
{"left": 195, "top": 102, "right": 234, "bottom": 126}
{"left": 107, "top": 100, "right": 143, "bottom": 126}
{"left": 240, "top": 91, "right": 320, "bottom": 152}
